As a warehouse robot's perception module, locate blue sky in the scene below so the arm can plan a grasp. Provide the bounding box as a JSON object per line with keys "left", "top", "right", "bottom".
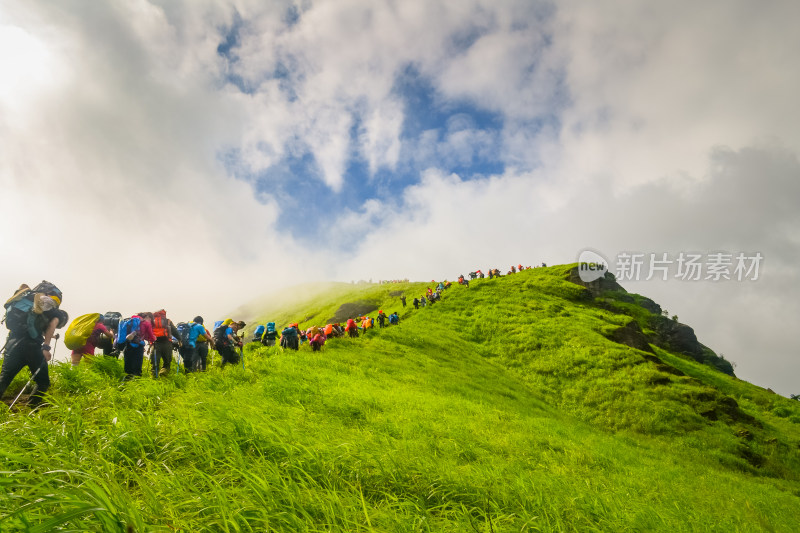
{"left": 1, "top": 0, "right": 799, "bottom": 396}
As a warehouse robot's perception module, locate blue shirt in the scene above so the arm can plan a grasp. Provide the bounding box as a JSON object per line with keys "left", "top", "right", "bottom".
{"left": 186, "top": 322, "right": 207, "bottom": 348}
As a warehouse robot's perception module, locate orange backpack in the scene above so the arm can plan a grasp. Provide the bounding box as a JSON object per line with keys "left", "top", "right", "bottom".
{"left": 153, "top": 311, "right": 170, "bottom": 338}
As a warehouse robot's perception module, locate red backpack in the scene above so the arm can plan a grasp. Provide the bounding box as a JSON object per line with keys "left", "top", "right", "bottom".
{"left": 153, "top": 311, "right": 170, "bottom": 338}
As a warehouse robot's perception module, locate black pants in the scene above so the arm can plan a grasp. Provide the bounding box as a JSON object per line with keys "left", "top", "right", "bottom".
{"left": 152, "top": 339, "right": 173, "bottom": 377}
{"left": 220, "top": 345, "right": 240, "bottom": 367}
{"left": 123, "top": 344, "right": 145, "bottom": 377}
{"left": 177, "top": 346, "right": 194, "bottom": 373}
{"left": 195, "top": 342, "right": 209, "bottom": 371}
{"left": 0, "top": 337, "right": 49, "bottom": 402}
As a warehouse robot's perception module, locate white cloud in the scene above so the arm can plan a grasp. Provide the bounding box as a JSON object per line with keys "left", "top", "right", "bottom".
{"left": 1, "top": 0, "right": 798, "bottom": 397}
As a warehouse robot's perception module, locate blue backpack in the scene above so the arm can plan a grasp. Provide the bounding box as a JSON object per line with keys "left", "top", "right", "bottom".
{"left": 254, "top": 324, "right": 266, "bottom": 337}
{"left": 266, "top": 322, "right": 276, "bottom": 334}
{"left": 116, "top": 316, "right": 142, "bottom": 348}
{"left": 214, "top": 320, "right": 224, "bottom": 330}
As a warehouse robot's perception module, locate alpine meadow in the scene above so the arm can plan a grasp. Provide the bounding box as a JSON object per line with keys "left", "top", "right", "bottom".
{"left": 1, "top": 265, "right": 799, "bottom": 532}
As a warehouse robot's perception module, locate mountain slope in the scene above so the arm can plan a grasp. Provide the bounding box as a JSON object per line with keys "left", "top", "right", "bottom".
{"left": 1, "top": 266, "right": 799, "bottom": 532}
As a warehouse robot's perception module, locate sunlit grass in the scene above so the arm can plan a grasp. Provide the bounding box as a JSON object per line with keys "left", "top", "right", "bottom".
{"left": 1, "top": 267, "right": 799, "bottom": 531}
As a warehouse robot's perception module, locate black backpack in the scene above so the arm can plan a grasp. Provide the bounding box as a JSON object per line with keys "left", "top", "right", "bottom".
{"left": 213, "top": 324, "right": 230, "bottom": 347}
{"left": 103, "top": 311, "right": 122, "bottom": 331}
{"left": 3, "top": 281, "right": 65, "bottom": 339}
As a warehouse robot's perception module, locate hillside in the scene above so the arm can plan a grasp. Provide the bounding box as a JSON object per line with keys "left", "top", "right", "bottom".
{"left": 1, "top": 265, "right": 799, "bottom": 532}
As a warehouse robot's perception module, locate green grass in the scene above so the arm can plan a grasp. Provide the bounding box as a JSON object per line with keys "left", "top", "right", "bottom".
{"left": 1, "top": 267, "right": 799, "bottom": 531}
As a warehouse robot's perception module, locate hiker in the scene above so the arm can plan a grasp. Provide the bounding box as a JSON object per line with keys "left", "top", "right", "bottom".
{"left": 420, "top": 296, "right": 427, "bottom": 307}
{"left": 510, "top": 265, "right": 516, "bottom": 274}
{"left": 194, "top": 320, "right": 214, "bottom": 371}
{"left": 0, "top": 282, "right": 68, "bottom": 406}
{"left": 377, "top": 310, "right": 387, "bottom": 328}
{"left": 185, "top": 317, "right": 214, "bottom": 372}
{"left": 69, "top": 314, "right": 113, "bottom": 366}
{"left": 280, "top": 324, "right": 300, "bottom": 350}
{"left": 388, "top": 312, "right": 399, "bottom": 325}
{"left": 260, "top": 322, "right": 278, "bottom": 346}
{"left": 252, "top": 324, "right": 266, "bottom": 343}
{"left": 412, "top": 297, "right": 419, "bottom": 309}
{"left": 309, "top": 331, "right": 326, "bottom": 352}
{"left": 478, "top": 270, "right": 484, "bottom": 279}
{"left": 215, "top": 320, "right": 244, "bottom": 366}
{"left": 118, "top": 313, "right": 156, "bottom": 378}
{"left": 150, "top": 309, "right": 180, "bottom": 377}
{"left": 462, "top": 278, "right": 469, "bottom": 288}
{"left": 400, "top": 296, "right": 407, "bottom": 307}
{"left": 97, "top": 312, "right": 121, "bottom": 357}
{"left": 345, "top": 318, "right": 358, "bottom": 338}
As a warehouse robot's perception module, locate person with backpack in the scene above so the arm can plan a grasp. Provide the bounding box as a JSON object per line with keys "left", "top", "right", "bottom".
{"left": 252, "top": 324, "right": 266, "bottom": 343}
{"left": 280, "top": 324, "right": 300, "bottom": 350}
{"left": 117, "top": 313, "right": 156, "bottom": 378}
{"left": 400, "top": 296, "right": 407, "bottom": 307}
{"left": 345, "top": 318, "right": 358, "bottom": 338}
{"left": 193, "top": 319, "right": 214, "bottom": 371}
{"left": 261, "top": 322, "right": 278, "bottom": 347}
{"left": 182, "top": 317, "right": 214, "bottom": 372}
{"left": 94, "top": 312, "right": 122, "bottom": 357}
{"left": 214, "top": 320, "right": 244, "bottom": 366}
{"left": 309, "top": 331, "right": 326, "bottom": 352}
{"left": 389, "top": 312, "right": 399, "bottom": 325}
{"left": 150, "top": 309, "right": 180, "bottom": 377}
{"left": 0, "top": 282, "right": 68, "bottom": 406}
{"left": 412, "top": 297, "right": 419, "bottom": 309}
{"left": 68, "top": 314, "right": 114, "bottom": 366}
{"left": 377, "top": 310, "right": 387, "bottom": 328}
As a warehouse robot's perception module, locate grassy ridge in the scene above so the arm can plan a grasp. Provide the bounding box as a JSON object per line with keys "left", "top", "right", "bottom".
{"left": 1, "top": 267, "right": 800, "bottom": 531}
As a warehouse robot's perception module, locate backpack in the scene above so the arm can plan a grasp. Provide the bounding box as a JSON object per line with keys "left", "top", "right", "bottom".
{"left": 389, "top": 314, "right": 398, "bottom": 325}
{"left": 213, "top": 324, "right": 231, "bottom": 347}
{"left": 116, "top": 316, "right": 142, "bottom": 348}
{"left": 3, "top": 281, "right": 65, "bottom": 339}
{"left": 176, "top": 322, "right": 192, "bottom": 346}
{"left": 64, "top": 313, "right": 102, "bottom": 351}
{"left": 282, "top": 327, "right": 298, "bottom": 339}
{"left": 254, "top": 325, "right": 266, "bottom": 337}
{"left": 153, "top": 311, "right": 170, "bottom": 338}
{"left": 103, "top": 311, "right": 122, "bottom": 331}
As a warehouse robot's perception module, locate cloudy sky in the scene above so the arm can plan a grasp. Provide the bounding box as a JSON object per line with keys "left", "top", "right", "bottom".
{"left": 1, "top": 0, "right": 798, "bottom": 395}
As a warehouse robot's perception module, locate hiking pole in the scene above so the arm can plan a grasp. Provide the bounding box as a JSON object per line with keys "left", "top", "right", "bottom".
{"left": 50, "top": 333, "right": 60, "bottom": 367}
{"left": 9, "top": 362, "right": 44, "bottom": 410}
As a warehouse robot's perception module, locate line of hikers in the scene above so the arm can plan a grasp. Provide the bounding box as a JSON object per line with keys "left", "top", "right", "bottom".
{"left": 2, "top": 265, "right": 545, "bottom": 406}
{"left": 250, "top": 309, "right": 403, "bottom": 353}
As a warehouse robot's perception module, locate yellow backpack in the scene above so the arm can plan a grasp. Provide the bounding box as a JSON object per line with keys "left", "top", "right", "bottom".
{"left": 65, "top": 313, "right": 101, "bottom": 350}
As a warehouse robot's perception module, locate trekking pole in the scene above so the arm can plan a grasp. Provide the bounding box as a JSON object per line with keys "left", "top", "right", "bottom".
{"left": 240, "top": 341, "right": 245, "bottom": 371}
{"left": 9, "top": 362, "right": 44, "bottom": 410}
{"left": 50, "top": 333, "right": 60, "bottom": 367}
